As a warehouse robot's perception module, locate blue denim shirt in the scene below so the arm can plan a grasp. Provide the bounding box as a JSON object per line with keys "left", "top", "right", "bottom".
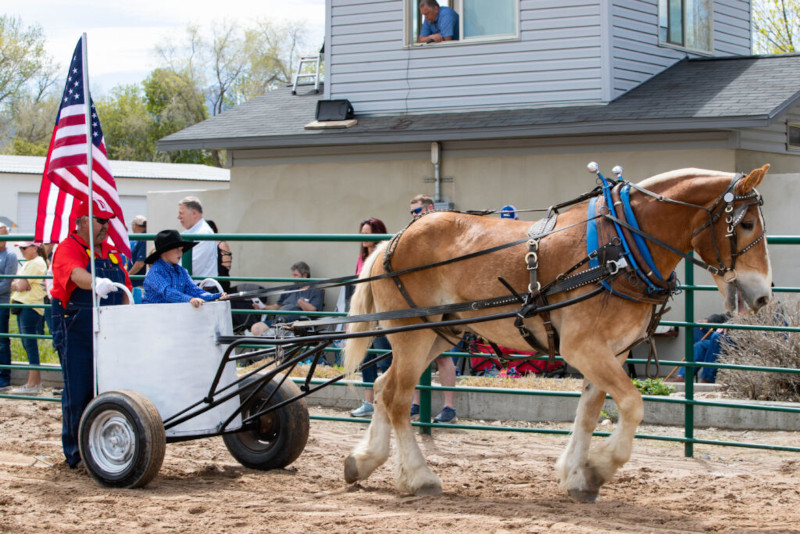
{"left": 142, "top": 258, "right": 220, "bottom": 304}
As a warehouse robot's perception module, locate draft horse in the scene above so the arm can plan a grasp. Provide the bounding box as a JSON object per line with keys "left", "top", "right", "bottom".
{"left": 343, "top": 165, "right": 772, "bottom": 501}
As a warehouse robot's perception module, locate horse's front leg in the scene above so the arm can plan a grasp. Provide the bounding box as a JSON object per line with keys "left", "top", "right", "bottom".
{"left": 557, "top": 348, "right": 643, "bottom": 502}
{"left": 555, "top": 380, "right": 608, "bottom": 502}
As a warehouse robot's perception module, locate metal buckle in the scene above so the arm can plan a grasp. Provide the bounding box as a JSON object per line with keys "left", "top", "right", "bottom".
{"left": 525, "top": 251, "right": 538, "bottom": 270}
{"left": 606, "top": 257, "right": 628, "bottom": 275}
{"left": 722, "top": 269, "right": 737, "bottom": 283}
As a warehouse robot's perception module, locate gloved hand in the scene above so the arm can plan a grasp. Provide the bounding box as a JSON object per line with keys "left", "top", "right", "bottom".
{"left": 95, "top": 277, "right": 118, "bottom": 299}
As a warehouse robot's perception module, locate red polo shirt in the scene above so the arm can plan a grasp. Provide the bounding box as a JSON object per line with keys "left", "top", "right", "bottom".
{"left": 51, "top": 232, "right": 132, "bottom": 305}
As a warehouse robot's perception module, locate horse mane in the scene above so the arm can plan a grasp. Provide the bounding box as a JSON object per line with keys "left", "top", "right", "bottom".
{"left": 638, "top": 168, "right": 733, "bottom": 189}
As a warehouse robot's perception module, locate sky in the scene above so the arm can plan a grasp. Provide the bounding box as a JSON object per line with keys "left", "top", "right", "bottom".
{"left": 5, "top": 0, "right": 326, "bottom": 96}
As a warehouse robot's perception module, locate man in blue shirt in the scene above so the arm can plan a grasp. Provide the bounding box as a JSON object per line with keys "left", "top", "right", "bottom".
{"left": 418, "top": 0, "right": 459, "bottom": 43}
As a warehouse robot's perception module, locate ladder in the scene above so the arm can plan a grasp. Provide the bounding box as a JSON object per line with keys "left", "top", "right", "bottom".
{"left": 292, "top": 53, "right": 321, "bottom": 95}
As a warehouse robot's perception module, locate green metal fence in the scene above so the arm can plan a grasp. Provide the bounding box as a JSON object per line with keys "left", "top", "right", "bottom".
{"left": 2, "top": 232, "right": 799, "bottom": 456}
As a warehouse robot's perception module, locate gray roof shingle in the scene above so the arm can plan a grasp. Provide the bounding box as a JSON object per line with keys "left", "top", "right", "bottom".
{"left": 158, "top": 54, "right": 800, "bottom": 151}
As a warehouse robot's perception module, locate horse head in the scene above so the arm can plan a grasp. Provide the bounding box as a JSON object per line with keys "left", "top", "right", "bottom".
{"left": 690, "top": 164, "right": 772, "bottom": 316}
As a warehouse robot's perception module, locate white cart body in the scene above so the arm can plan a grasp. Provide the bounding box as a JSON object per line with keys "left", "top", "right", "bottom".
{"left": 95, "top": 300, "right": 242, "bottom": 438}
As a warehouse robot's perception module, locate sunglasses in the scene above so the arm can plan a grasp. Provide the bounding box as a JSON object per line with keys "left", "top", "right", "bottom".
{"left": 410, "top": 206, "right": 423, "bottom": 215}
{"left": 94, "top": 217, "right": 110, "bottom": 225}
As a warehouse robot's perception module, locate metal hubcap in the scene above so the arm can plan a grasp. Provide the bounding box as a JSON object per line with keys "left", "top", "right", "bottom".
{"left": 88, "top": 411, "right": 135, "bottom": 474}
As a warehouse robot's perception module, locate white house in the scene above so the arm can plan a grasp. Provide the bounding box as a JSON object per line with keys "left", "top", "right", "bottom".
{"left": 155, "top": 0, "right": 800, "bottom": 361}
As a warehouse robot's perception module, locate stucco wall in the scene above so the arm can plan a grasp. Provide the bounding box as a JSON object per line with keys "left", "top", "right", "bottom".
{"left": 146, "top": 145, "right": 796, "bottom": 364}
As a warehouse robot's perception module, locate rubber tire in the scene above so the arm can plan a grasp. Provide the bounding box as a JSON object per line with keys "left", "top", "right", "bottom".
{"left": 223, "top": 375, "right": 310, "bottom": 470}
{"left": 79, "top": 390, "right": 166, "bottom": 489}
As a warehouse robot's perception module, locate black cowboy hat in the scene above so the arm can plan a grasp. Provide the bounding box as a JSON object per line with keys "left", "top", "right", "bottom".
{"left": 145, "top": 229, "right": 198, "bottom": 264}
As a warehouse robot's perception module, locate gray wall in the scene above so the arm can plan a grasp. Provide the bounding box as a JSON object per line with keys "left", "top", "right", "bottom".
{"left": 327, "top": 0, "right": 752, "bottom": 114}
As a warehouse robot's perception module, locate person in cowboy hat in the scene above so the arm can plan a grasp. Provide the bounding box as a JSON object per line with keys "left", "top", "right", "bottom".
{"left": 142, "top": 229, "right": 228, "bottom": 307}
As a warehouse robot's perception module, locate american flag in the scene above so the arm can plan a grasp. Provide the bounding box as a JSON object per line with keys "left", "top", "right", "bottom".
{"left": 34, "top": 36, "right": 130, "bottom": 257}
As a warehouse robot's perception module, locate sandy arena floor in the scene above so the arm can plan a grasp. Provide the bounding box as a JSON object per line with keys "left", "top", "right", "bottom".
{"left": 1, "top": 394, "right": 800, "bottom": 533}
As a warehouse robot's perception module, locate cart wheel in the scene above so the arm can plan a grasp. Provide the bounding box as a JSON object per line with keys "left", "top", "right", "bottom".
{"left": 79, "top": 390, "right": 166, "bottom": 489}
{"left": 223, "top": 375, "right": 309, "bottom": 470}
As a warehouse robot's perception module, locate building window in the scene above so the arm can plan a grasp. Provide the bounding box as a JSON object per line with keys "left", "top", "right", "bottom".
{"left": 658, "top": 0, "right": 713, "bottom": 53}
{"left": 788, "top": 123, "right": 800, "bottom": 151}
{"left": 408, "top": 0, "right": 519, "bottom": 46}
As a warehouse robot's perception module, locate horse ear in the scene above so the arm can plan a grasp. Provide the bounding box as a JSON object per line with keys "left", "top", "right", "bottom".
{"left": 737, "top": 164, "right": 770, "bottom": 193}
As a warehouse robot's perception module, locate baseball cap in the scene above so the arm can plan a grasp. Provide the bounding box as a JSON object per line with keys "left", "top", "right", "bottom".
{"left": 74, "top": 198, "right": 115, "bottom": 220}
{"left": 18, "top": 241, "right": 38, "bottom": 248}
{"left": 500, "top": 205, "right": 518, "bottom": 220}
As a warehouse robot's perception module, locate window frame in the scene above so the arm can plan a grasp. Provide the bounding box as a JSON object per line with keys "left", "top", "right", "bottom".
{"left": 405, "top": 0, "right": 520, "bottom": 48}
{"left": 658, "top": 0, "right": 715, "bottom": 55}
{"left": 788, "top": 122, "right": 800, "bottom": 153}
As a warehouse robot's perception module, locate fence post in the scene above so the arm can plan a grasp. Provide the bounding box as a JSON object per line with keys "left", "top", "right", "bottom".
{"left": 684, "top": 254, "right": 695, "bottom": 457}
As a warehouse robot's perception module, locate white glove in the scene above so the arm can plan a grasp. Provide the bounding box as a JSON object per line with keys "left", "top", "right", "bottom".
{"left": 95, "top": 277, "right": 118, "bottom": 299}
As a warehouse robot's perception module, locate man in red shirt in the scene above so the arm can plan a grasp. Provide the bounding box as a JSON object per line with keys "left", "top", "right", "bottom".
{"left": 51, "top": 198, "right": 131, "bottom": 468}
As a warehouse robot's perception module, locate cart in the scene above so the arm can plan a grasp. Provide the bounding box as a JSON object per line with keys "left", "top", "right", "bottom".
{"left": 81, "top": 297, "right": 332, "bottom": 488}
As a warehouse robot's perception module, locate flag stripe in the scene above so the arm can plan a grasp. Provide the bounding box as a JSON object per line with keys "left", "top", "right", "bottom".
{"left": 34, "top": 36, "right": 131, "bottom": 257}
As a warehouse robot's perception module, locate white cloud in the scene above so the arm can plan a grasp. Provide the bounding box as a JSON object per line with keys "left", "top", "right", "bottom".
{"left": 6, "top": 0, "right": 325, "bottom": 94}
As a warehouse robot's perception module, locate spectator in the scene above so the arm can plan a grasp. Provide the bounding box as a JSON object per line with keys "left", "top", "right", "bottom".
{"left": 671, "top": 313, "right": 729, "bottom": 384}
{"left": 0, "top": 223, "right": 18, "bottom": 392}
{"left": 408, "top": 194, "right": 459, "bottom": 423}
{"left": 250, "top": 261, "right": 324, "bottom": 334}
{"left": 129, "top": 215, "right": 147, "bottom": 303}
{"left": 500, "top": 204, "right": 519, "bottom": 220}
{"left": 206, "top": 220, "right": 232, "bottom": 293}
{"left": 418, "top": 0, "right": 460, "bottom": 43}
{"left": 9, "top": 243, "right": 48, "bottom": 395}
{"left": 142, "top": 230, "right": 228, "bottom": 307}
{"left": 177, "top": 196, "right": 217, "bottom": 289}
{"left": 51, "top": 199, "right": 132, "bottom": 468}
{"left": 349, "top": 217, "right": 392, "bottom": 418}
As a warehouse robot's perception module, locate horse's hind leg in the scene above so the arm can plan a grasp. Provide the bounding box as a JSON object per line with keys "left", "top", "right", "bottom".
{"left": 344, "top": 370, "right": 393, "bottom": 484}
{"left": 556, "top": 350, "right": 643, "bottom": 502}
{"left": 346, "top": 328, "right": 449, "bottom": 495}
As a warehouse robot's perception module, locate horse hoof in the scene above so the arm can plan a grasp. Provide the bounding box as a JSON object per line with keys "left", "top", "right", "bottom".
{"left": 567, "top": 488, "right": 599, "bottom": 503}
{"left": 344, "top": 455, "right": 360, "bottom": 484}
{"left": 413, "top": 482, "right": 442, "bottom": 496}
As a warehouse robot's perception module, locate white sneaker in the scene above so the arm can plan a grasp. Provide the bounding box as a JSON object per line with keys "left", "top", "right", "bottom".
{"left": 11, "top": 384, "right": 42, "bottom": 395}
{"left": 350, "top": 401, "right": 374, "bottom": 418}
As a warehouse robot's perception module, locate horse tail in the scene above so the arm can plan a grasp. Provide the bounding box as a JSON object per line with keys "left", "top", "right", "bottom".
{"left": 343, "top": 243, "right": 384, "bottom": 379}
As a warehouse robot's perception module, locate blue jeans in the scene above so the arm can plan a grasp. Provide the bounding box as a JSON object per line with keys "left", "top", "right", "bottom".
{"left": 362, "top": 336, "right": 392, "bottom": 384}
{"left": 0, "top": 306, "right": 10, "bottom": 385}
{"left": 678, "top": 332, "right": 722, "bottom": 383}
{"left": 17, "top": 308, "right": 44, "bottom": 367}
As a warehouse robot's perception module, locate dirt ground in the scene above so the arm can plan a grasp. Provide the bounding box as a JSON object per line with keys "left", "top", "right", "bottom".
{"left": 2, "top": 394, "right": 800, "bottom": 534}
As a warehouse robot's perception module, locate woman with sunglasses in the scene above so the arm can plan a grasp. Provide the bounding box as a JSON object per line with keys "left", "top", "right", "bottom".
{"left": 349, "top": 217, "right": 392, "bottom": 418}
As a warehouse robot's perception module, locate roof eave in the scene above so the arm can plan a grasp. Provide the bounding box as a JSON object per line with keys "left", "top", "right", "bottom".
{"left": 157, "top": 116, "right": 773, "bottom": 152}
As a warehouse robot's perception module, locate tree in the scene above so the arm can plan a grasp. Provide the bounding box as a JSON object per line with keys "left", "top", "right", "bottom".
{"left": 3, "top": 93, "right": 60, "bottom": 156}
{"left": 95, "top": 85, "right": 155, "bottom": 162}
{"left": 752, "top": 0, "right": 799, "bottom": 54}
{"left": 0, "top": 16, "right": 57, "bottom": 152}
{"left": 143, "top": 67, "right": 213, "bottom": 165}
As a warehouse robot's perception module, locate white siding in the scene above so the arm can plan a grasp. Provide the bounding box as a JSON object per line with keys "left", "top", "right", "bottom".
{"left": 328, "top": 0, "right": 605, "bottom": 114}
{"left": 610, "top": 0, "right": 751, "bottom": 99}
{"left": 328, "top": 0, "right": 752, "bottom": 114}
{"left": 739, "top": 106, "right": 800, "bottom": 154}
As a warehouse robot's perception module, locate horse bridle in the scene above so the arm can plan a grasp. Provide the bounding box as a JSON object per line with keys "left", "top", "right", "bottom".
{"left": 628, "top": 173, "right": 766, "bottom": 282}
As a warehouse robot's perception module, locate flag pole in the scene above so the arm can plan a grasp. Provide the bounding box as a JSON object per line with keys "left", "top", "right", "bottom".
{"left": 80, "top": 33, "right": 101, "bottom": 396}
{"left": 80, "top": 33, "right": 97, "bottom": 316}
